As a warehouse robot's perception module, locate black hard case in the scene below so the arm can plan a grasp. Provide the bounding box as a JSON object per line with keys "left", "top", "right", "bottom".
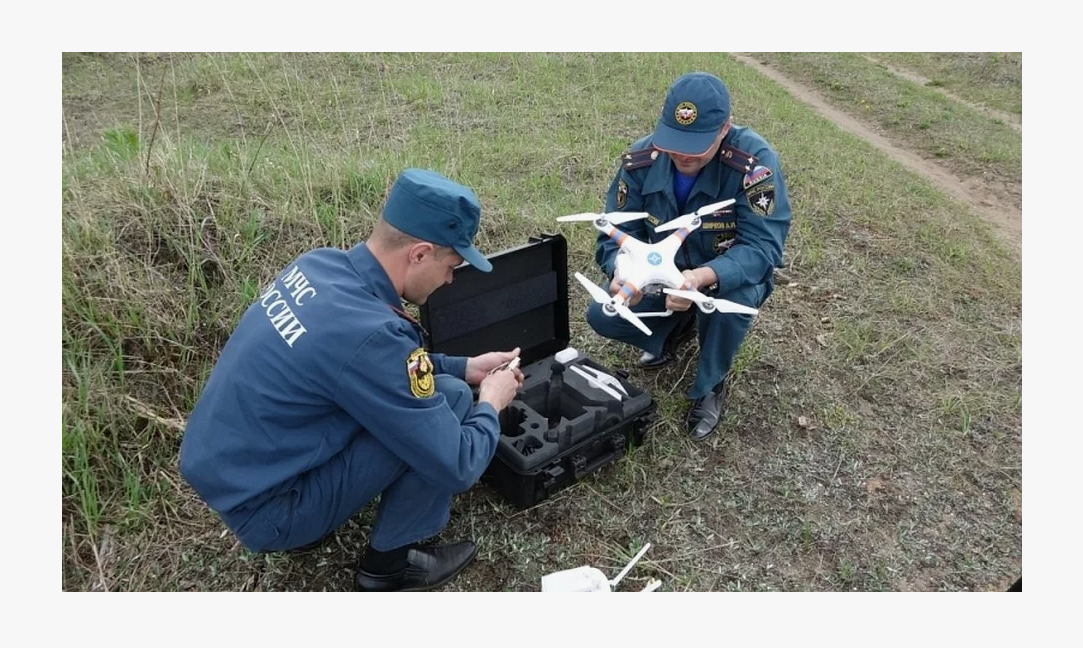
{"left": 419, "top": 234, "right": 656, "bottom": 510}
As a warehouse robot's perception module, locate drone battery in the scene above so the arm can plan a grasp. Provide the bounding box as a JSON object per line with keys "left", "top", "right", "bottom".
{"left": 419, "top": 234, "right": 657, "bottom": 510}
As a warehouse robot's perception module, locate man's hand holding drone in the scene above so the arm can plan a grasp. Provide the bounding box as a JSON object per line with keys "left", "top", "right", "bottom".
{"left": 665, "top": 269, "right": 702, "bottom": 312}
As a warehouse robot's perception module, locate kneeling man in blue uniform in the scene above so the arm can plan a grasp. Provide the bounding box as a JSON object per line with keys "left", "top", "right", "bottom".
{"left": 179, "top": 169, "right": 523, "bottom": 591}
{"left": 588, "top": 72, "right": 793, "bottom": 441}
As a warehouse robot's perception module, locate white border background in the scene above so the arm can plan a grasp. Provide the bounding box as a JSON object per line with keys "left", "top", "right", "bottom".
{"left": 27, "top": 1, "right": 1065, "bottom": 643}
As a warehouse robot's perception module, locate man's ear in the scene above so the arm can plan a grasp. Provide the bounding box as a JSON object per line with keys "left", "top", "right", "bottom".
{"left": 407, "top": 241, "right": 436, "bottom": 266}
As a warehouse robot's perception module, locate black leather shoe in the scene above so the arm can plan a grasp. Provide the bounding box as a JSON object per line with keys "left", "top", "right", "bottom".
{"left": 638, "top": 348, "right": 674, "bottom": 369}
{"left": 686, "top": 384, "right": 726, "bottom": 441}
{"left": 638, "top": 310, "right": 697, "bottom": 369}
{"left": 354, "top": 541, "right": 478, "bottom": 592}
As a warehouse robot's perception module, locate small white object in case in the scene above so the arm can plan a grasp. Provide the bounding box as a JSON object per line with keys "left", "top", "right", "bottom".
{"left": 554, "top": 347, "right": 579, "bottom": 365}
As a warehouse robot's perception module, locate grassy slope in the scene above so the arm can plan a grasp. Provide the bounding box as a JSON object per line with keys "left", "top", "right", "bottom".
{"left": 749, "top": 52, "right": 1021, "bottom": 205}
{"left": 867, "top": 52, "right": 1023, "bottom": 115}
{"left": 62, "top": 52, "right": 1021, "bottom": 592}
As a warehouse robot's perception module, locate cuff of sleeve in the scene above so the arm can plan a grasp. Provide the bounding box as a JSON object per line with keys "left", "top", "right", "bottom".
{"left": 471, "top": 401, "right": 501, "bottom": 438}
{"left": 473, "top": 400, "right": 498, "bottom": 420}
{"left": 705, "top": 256, "right": 740, "bottom": 294}
{"left": 440, "top": 355, "right": 468, "bottom": 381}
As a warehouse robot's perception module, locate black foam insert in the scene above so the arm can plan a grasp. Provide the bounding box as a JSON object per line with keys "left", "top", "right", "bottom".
{"left": 495, "top": 355, "right": 652, "bottom": 471}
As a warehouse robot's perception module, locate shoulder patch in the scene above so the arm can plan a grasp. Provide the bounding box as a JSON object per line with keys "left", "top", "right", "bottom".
{"left": 406, "top": 347, "right": 435, "bottom": 398}
{"left": 622, "top": 147, "right": 659, "bottom": 171}
{"left": 616, "top": 178, "right": 628, "bottom": 209}
{"left": 720, "top": 145, "right": 758, "bottom": 173}
{"left": 742, "top": 165, "right": 772, "bottom": 189}
{"left": 746, "top": 183, "right": 776, "bottom": 218}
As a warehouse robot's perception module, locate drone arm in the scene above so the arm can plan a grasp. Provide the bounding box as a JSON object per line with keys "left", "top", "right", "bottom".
{"left": 597, "top": 221, "right": 636, "bottom": 251}
{"left": 656, "top": 227, "right": 694, "bottom": 259}
{"left": 612, "top": 278, "right": 640, "bottom": 306}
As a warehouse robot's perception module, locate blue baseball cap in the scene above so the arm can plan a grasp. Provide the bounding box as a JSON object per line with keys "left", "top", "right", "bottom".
{"left": 652, "top": 72, "right": 732, "bottom": 156}
{"left": 382, "top": 168, "right": 492, "bottom": 272}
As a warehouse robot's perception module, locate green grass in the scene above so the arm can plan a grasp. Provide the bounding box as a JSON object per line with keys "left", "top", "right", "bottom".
{"left": 866, "top": 52, "right": 1022, "bottom": 116}
{"left": 749, "top": 52, "right": 1022, "bottom": 196}
{"left": 62, "top": 52, "right": 1021, "bottom": 592}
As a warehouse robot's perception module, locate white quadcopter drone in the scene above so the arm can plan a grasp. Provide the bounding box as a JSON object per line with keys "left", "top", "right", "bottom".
{"left": 557, "top": 199, "right": 759, "bottom": 336}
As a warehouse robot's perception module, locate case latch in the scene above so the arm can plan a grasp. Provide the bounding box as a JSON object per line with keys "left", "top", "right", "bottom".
{"left": 543, "top": 464, "right": 565, "bottom": 490}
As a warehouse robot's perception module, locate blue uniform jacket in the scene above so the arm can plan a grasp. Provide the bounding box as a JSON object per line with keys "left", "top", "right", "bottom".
{"left": 595, "top": 125, "right": 792, "bottom": 294}
{"left": 179, "top": 243, "right": 501, "bottom": 514}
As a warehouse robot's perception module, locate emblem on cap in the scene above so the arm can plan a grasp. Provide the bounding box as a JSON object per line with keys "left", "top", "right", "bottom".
{"left": 675, "top": 101, "right": 697, "bottom": 126}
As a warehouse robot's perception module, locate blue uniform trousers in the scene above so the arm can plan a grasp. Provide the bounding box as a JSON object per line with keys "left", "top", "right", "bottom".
{"left": 224, "top": 374, "right": 475, "bottom": 553}
{"left": 586, "top": 282, "right": 769, "bottom": 400}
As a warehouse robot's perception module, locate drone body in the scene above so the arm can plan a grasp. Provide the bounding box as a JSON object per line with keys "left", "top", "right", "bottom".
{"left": 557, "top": 200, "right": 760, "bottom": 336}
{"left": 592, "top": 213, "right": 691, "bottom": 302}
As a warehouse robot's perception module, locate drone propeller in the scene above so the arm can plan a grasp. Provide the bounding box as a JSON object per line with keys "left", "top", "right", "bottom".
{"left": 654, "top": 199, "right": 736, "bottom": 232}
{"left": 573, "top": 271, "right": 613, "bottom": 303}
{"left": 662, "top": 288, "right": 760, "bottom": 316}
{"left": 557, "top": 211, "right": 651, "bottom": 225}
{"left": 610, "top": 302, "right": 653, "bottom": 336}
{"left": 573, "top": 272, "right": 654, "bottom": 336}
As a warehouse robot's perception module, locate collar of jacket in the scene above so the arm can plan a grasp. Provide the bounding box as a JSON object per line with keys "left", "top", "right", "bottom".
{"left": 640, "top": 131, "right": 734, "bottom": 208}
{"left": 347, "top": 242, "right": 405, "bottom": 310}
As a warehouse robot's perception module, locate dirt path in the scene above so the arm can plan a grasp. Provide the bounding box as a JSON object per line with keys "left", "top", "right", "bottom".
{"left": 730, "top": 54, "right": 1021, "bottom": 254}
{"left": 859, "top": 54, "right": 1022, "bottom": 134}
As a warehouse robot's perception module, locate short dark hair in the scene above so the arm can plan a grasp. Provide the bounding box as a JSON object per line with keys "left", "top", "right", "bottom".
{"left": 370, "top": 217, "right": 455, "bottom": 258}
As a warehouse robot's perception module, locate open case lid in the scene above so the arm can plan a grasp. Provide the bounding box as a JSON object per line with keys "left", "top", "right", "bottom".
{"left": 419, "top": 234, "right": 570, "bottom": 367}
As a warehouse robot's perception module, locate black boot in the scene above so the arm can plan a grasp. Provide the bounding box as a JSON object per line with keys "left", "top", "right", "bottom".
{"left": 354, "top": 540, "right": 478, "bottom": 592}
{"left": 686, "top": 382, "right": 726, "bottom": 441}
{"left": 639, "top": 309, "right": 697, "bottom": 369}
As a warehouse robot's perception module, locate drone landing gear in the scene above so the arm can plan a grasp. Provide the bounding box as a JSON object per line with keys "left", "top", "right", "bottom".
{"left": 600, "top": 302, "right": 672, "bottom": 325}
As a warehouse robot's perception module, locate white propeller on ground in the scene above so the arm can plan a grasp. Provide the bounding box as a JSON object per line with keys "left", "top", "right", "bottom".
{"left": 558, "top": 211, "right": 651, "bottom": 225}
{"left": 573, "top": 271, "right": 654, "bottom": 336}
{"left": 654, "top": 199, "right": 736, "bottom": 232}
{"left": 662, "top": 288, "right": 760, "bottom": 315}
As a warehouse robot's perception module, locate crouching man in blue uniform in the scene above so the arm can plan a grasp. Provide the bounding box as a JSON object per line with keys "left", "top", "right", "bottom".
{"left": 588, "top": 72, "right": 792, "bottom": 441}
{"left": 179, "top": 168, "right": 524, "bottom": 592}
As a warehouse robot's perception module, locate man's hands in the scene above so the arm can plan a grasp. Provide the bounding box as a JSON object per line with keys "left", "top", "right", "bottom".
{"left": 665, "top": 268, "right": 719, "bottom": 312}
{"left": 479, "top": 370, "right": 521, "bottom": 412}
{"left": 609, "top": 267, "right": 719, "bottom": 311}
{"left": 468, "top": 348, "right": 524, "bottom": 412}
{"left": 466, "top": 347, "right": 524, "bottom": 385}
{"left": 665, "top": 270, "right": 700, "bottom": 312}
